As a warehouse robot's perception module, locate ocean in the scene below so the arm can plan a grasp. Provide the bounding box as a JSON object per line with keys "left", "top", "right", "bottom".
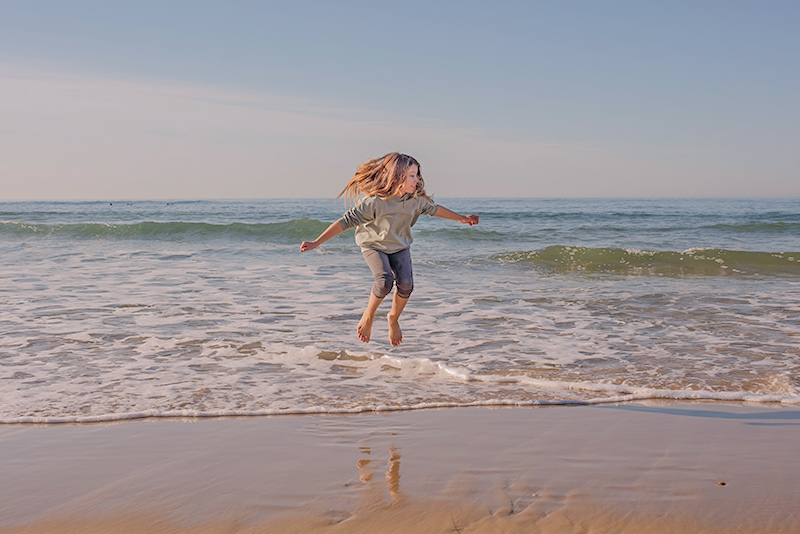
{"left": 1, "top": 198, "right": 798, "bottom": 423}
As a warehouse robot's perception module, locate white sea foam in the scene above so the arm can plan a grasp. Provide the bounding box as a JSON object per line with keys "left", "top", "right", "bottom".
{"left": 3, "top": 339, "right": 799, "bottom": 425}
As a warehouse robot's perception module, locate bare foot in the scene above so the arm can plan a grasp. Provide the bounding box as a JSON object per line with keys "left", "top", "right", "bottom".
{"left": 387, "top": 315, "right": 402, "bottom": 346}
{"left": 357, "top": 313, "right": 374, "bottom": 343}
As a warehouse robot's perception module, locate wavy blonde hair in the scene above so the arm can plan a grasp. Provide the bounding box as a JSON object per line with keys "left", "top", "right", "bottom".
{"left": 337, "top": 152, "right": 430, "bottom": 205}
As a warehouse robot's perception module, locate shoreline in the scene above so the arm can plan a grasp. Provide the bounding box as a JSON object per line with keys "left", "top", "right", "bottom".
{"left": 1, "top": 401, "right": 798, "bottom": 533}
{"left": 6, "top": 392, "right": 799, "bottom": 425}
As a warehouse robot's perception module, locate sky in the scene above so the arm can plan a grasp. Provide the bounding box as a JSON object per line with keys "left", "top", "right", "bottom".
{"left": 1, "top": 0, "right": 798, "bottom": 200}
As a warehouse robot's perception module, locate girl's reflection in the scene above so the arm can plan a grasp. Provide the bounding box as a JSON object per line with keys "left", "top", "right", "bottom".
{"left": 357, "top": 445, "right": 402, "bottom": 503}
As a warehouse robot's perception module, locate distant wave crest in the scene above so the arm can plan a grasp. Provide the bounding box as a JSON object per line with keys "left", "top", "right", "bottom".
{"left": 704, "top": 221, "right": 800, "bottom": 234}
{"left": 0, "top": 219, "right": 332, "bottom": 242}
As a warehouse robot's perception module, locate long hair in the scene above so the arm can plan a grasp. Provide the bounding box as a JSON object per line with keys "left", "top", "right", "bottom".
{"left": 337, "top": 152, "right": 430, "bottom": 205}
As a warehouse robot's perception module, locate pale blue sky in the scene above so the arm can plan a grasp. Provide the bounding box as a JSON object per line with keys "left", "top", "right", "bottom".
{"left": 1, "top": 1, "right": 798, "bottom": 199}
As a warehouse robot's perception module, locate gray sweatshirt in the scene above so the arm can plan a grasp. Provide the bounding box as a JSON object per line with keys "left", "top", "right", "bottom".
{"left": 337, "top": 194, "right": 439, "bottom": 253}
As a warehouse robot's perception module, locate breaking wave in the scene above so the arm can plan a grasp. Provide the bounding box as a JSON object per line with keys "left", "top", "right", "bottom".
{"left": 493, "top": 246, "right": 800, "bottom": 276}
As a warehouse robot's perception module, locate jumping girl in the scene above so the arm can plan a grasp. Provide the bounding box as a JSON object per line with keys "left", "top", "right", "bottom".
{"left": 300, "top": 152, "right": 479, "bottom": 346}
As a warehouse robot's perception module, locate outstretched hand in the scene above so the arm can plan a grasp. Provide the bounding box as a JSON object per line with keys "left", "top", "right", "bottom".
{"left": 299, "top": 221, "right": 345, "bottom": 253}
{"left": 300, "top": 240, "right": 319, "bottom": 252}
{"left": 461, "top": 214, "right": 479, "bottom": 226}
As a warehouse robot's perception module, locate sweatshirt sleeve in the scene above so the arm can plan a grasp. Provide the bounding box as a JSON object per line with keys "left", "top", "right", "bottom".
{"left": 420, "top": 197, "right": 438, "bottom": 216}
{"left": 336, "top": 197, "right": 376, "bottom": 230}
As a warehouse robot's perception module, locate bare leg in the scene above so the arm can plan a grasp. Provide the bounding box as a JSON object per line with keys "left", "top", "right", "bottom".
{"left": 358, "top": 292, "right": 384, "bottom": 343}
{"left": 387, "top": 293, "right": 409, "bottom": 346}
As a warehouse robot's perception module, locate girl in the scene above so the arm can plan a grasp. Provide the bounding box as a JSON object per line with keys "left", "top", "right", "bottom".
{"left": 300, "top": 152, "right": 479, "bottom": 346}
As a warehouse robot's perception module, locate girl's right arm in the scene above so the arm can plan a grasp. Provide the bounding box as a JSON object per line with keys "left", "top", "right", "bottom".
{"left": 300, "top": 221, "right": 345, "bottom": 252}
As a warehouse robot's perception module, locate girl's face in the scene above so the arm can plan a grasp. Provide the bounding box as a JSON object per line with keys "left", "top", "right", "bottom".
{"left": 398, "top": 164, "right": 420, "bottom": 195}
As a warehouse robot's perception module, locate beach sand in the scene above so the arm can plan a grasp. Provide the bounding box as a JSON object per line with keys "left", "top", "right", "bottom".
{"left": 1, "top": 402, "right": 798, "bottom": 533}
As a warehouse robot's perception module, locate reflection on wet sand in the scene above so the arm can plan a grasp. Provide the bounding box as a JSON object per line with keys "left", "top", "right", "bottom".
{"left": 357, "top": 446, "right": 373, "bottom": 483}
{"left": 386, "top": 447, "right": 401, "bottom": 499}
{"left": 356, "top": 445, "right": 402, "bottom": 505}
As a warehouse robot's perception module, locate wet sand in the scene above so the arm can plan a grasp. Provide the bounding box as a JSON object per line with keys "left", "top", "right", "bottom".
{"left": 1, "top": 402, "right": 798, "bottom": 533}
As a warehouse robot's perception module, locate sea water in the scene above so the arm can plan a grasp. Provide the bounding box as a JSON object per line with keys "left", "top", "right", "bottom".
{"left": 1, "top": 198, "right": 798, "bottom": 423}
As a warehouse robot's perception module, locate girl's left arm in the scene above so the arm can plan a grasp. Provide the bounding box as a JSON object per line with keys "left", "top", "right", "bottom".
{"left": 433, "top": 206, "right": 479, "bottom": 226}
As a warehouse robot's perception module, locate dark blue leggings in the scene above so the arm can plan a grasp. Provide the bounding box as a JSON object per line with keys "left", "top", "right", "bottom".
{"left": 362, "top": 248, "right": 413, "bottom": 299}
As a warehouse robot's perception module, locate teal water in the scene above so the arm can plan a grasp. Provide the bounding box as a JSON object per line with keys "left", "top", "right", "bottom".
{"left": 1, "top": 198, "right": 798, "bottom": 422}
